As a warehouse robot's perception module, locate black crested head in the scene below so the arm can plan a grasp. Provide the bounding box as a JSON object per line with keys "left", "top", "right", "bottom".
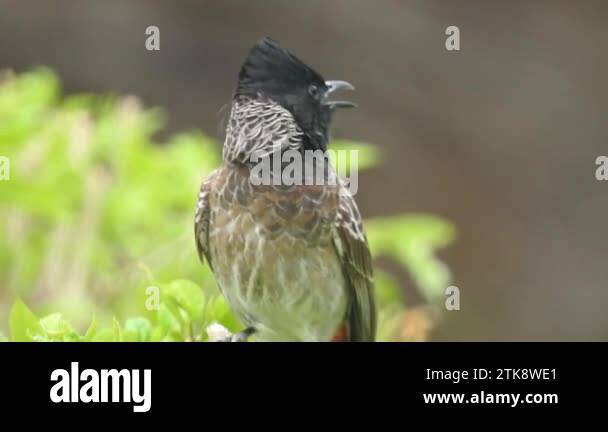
{"left": 235, "top": 37, "right": 355, "bottom": 151}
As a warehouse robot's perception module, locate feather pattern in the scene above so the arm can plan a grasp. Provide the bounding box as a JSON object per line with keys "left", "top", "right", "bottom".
{"left": 195, "top": 36, "right": 375, "bottom": 340}
{"left": 195, "top": 97, "right": 376, "bottom": 341}
{"left": 333, "top": 183, "right": 376, "bottom": 341}
{"left": 222, "top": 96, "right": 303, "bottom": 164}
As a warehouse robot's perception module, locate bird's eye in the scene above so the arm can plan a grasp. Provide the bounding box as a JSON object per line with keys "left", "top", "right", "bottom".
{"left": 308, "top": 84, "right": 320, "bottom": 99}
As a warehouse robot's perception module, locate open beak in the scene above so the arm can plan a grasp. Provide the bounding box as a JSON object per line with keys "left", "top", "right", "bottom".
{"left": 324, "top": 80, "right": 357, "bottom": 109}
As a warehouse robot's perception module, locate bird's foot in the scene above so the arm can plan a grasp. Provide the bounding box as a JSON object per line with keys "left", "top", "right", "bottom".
{"left": 227, "top": 327, "right": 256, "bottom": 342}
{"left": 206, "top": 323, "right": 255, "bottom": 342}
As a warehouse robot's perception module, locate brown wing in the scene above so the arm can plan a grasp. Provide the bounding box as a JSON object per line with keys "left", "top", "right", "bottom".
{"left": 194, "top": 170, "right": 218, "bottom": 271}
{"left": 333, "top": 186, "right": 377, "bottom": 342}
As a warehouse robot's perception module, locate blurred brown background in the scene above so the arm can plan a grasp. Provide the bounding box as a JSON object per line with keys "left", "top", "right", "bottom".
{"left": 1, "top": 0, "right": 606, "bottom": 340}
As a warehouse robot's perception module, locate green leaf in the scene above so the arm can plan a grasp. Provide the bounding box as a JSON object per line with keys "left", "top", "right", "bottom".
{"left": 157, "top": 304, "right": 182, "bottom": 337}
{"left": 9, "top": 299, "right": 43, "bottom": 342}
{"left": 39, "top": 313, "right": 79, "bottom": 341}
{"left": 374, "top": 270, "right": 404, "bottom": 308}
{"left": 124, "top": 317, "right": 152, "bottom": 342}
{"left": 161, "top": 279, "right": 205, "bottom": 322}
{"left": 328, "top": 140, "right": 382, "bottom": 175}
{"left": 112, "top": 317, "right": 123, "bottom": 342}
{"left": 367, "top": 214, "right": 455, "bottom": 303}
{"left": 83, "top": 313, "right": 98, "bottom": 341}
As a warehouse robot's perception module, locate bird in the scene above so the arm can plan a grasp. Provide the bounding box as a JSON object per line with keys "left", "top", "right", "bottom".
{"left": 194, "top": 37, "right": 376, "bottom": 341}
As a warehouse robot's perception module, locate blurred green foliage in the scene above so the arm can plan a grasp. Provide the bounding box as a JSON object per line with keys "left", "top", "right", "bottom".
{"left": 0, "top": 69, "right": 455, "bottom": 342}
